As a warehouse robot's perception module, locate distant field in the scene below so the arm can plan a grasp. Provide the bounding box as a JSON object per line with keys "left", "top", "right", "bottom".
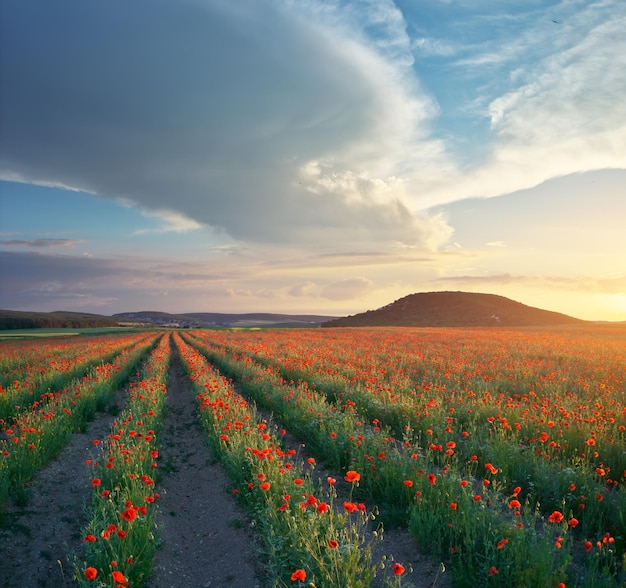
{"left": 0, "top": 326, "right": 150, "bottom": 339}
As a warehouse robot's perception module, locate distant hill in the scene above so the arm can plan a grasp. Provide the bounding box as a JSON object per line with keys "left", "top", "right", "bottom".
{"left": 322, "top": 291, "right": 586, "bottom": 328}
{"left": 114, "top": 311, "right": 338, "bottom": 328}
{"left": 0, "top": 309, "right": 121, "bottom": 330}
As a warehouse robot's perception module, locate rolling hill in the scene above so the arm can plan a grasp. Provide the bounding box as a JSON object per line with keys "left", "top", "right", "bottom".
{"left": 321, "top": 291, "right": 586, "bottom": 328}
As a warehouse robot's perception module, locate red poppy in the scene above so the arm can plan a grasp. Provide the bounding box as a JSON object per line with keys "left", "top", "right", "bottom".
{"left": 392, "top": 563, "right": 405, "bottom": 575}
{"left": 497, "top": 539, "right": 508, "bottom": 550}
{"left": 84, "top": 534, "right": 97, "bottom": 542}
{"left": 111, "top": 570, "right": 127, "bottom": 584}
{"left": 121, "top": 507, "right": 137, "bottom": 522}
{"left": 449, "top": 503, "right": 457, "bottom": 510}
{"left": 427, "top": 473, "right": 437, "bottom": 486}
{"left": 343, "top": 501, "right": 359, "bottom": 513}
{"left": 290, "top": 569, "right": 306, "bottom": 581}
{"left": 84, "top": 567, "right": 98, "bottom": 580}
{"left": 344, "top": 470, "right": 361, "bottom": 483}
{"left": 259, "top": 482, "right": 270, "bottom": 491}
{"left": 585, "top": 540, "right": 593, "bottom": 552}
{"left": 91, "top": 478, "right": 101, "bottom": 487}
{"left": 328, "top": 539, "right": 339, "bottom": 548}
{"left": 403, "top": 479, "right": 413, "bottom": 487}
{"left": 488, "top": 566, "right": 499, "bottom": 576}
{"left": 548, "top": 511, "right": 564, "bottom": 523}
{"left": 316, "top": 502, "right": 329, "bottom": 513}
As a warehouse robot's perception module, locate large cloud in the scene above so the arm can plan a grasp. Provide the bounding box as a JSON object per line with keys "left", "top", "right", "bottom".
{"left": 0, "top": 0, "right": 446, "bottom": 248}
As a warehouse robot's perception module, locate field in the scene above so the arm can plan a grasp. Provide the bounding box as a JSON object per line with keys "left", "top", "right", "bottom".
{"left": 0, "top": 325, "right": 624, "bottom": 587}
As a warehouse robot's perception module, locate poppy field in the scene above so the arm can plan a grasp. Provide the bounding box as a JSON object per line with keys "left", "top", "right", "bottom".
{"left": 1, "top": 325, "right": 624, "bottom": 587}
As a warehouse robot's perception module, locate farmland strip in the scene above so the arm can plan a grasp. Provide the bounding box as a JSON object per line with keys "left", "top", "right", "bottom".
{"left": 175, "top": 333, "right": 380, "bottom": 587}
{"left": 74, "top": 333, "right": 170, "bottom": 587}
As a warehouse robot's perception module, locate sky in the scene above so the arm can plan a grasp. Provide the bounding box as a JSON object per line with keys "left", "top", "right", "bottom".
{"left": 1, "top": 0, "right": 625, "bottom": 321}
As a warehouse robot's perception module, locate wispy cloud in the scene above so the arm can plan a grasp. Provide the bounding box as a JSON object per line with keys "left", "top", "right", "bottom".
{"left": 1, "top": 238, "right": 82, "bottom": 248}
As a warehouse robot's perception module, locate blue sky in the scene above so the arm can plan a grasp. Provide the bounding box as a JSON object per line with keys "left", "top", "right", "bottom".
{"left": 1, "top": 0, "right": 625, "bottom": 320}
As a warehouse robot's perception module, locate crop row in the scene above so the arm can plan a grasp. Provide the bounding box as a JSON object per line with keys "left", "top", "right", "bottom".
{"left": 175, "top": 332, "right": 385, "bottom": 587}
{"left": 75, "top": 332, "right": 171, "bottom": 586}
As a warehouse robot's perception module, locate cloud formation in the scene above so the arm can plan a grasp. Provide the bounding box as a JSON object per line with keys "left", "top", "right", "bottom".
{"left": 0, "top": 0, "right": 447, "bottom": 249}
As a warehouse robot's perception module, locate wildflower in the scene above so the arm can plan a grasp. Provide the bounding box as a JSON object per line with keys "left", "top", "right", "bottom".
{"left": 344, "top": 470, "right": 360, "bottom": 483}
{"left": 449, "top": 503, "right": 457, "bottom": 510}
{"left": 290, "top": 569, "right": 306, "bottom": 582}
{"left": 84, "top": 534, "right": 97, "bottom": 542}
{"left": 327, "top": 477, "right": 336, "bottom": 485}
{"left": 344, "top": 501, "right": 359, "bottom": 513}
{"left": 259, "top": 482, "right": 270, "bottom": 491}
{"left": 328, "top": 539, "right": 339, "bottom": 548}
{"left": 584, "top": 540, "right": 593, "bottom": 552}
{"left": 403, "top": 479, "right": 413, "bottom": 487}
{"left": 392, "top": 563, "right": 405, "bottom": 576}
{"left": 294, "top": 478, "right": 304, "bottom": 486}
{"left": 497, "top": 539, "right": 509, "bottom": 550}
{"left": 317, "top": 502, "right": 329, "bottom": 513}
{"left": 121, "top": 507, "right": 137, "bottom": 522}
{"left": 427, "top": 473, "right": 437, "bottom": 486}
{"left": 91, "top": 478, "right": 101, "bottom": 487}
{"left": 84, "top": 567, "right": 98, "bottom": 580}
{"left": 111, "top": 570, "right": 127, "bottom": 584}
{"left": 509, "top": 499, "right": 521, "bottom": 509}
{"left": 548, "top": 511, "right": 564, "bottom": 523}
{"left": 567, "top": 518, "right": 579, "bottom": 528}
{"left": 512, "top": 486, "right": 521, "bottom": 496}
{"left": 488, "top": 566, "right": 499, "bottom": 577}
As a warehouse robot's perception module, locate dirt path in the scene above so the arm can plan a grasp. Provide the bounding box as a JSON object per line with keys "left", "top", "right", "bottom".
{"left": 146, "top": 346, "right": 262, "bottom": 588}
{"left": 0, "top": 392, "right": 126, "bottom": 587}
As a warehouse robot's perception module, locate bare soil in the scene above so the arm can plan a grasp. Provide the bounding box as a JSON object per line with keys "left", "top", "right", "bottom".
{"left": 0, "top": 347, "right": 452, "bottom": 587}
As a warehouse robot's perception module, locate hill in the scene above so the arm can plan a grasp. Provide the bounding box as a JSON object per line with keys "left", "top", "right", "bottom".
{"left": 0, "top": 309, "right": 121, "bottom": 330}
{"left": 321, "top": 291, "right": 586, "bottom": 328}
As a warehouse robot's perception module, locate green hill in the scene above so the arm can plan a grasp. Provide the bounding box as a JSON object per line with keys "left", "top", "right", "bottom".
{"left": 322, "top": 291, "right": 586, "bottom": 328}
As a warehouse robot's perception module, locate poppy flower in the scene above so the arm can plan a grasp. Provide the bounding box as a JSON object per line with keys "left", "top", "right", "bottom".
{"left": 427, "top": 473, "right": 437, "bottom": 486}
{"left": 403, "top": 479, "right": 413, "bottom": 487}
{"left": 343, "top": 501, "right": 359, "bottom": 513}
{"left": 259, "top": 482, "right": 270, "bottom": 491}
{"left": 344, "top": 470, "right": 360, "bottom": 483}
{"left": 328, "top": 539, "right": 339, "bottom": 548}
{"left": 497, "top": 539, "right": 508, "bottom": 550}
{"left": 290, "top": 569, "right": 306, "bottom": 581}
{"left": 91, "top": 478, "right": 101, "bottom": 487}
{"left": 392, "top": 563, "right": 405, "bottom": 575}
{"left": 548, "top": 511, "right": 564, "bottom": 523}
{"left": 121, "top": 507, "right": 137, "bottom": 522}
{"left": 84, "top": 567, "right": 98, "bottom": 580}
{"left": 488, "top": 566, "right": 499, "bottom": 576}
{"left": 111, "top": 570, "right": 127, "bottom": 584}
